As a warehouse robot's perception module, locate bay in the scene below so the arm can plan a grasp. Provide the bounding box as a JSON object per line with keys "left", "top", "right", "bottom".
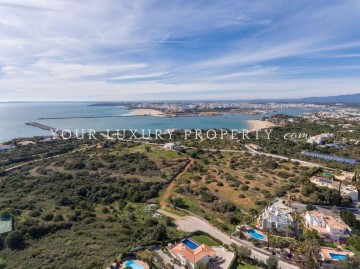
{"left": 0, "top": 102, "right": 320, "bottom": 143}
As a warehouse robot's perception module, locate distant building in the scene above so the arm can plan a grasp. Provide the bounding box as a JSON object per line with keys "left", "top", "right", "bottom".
{"left": 153, "top": 213, "right": 163, "bottom": 218}
{"left": 170, "top": 239, "right": 216, "bottom": 269}
{"left": 257, "top": 198, "right": 294, "bottom": 232}
{"left": 248, "top": 143, "right": 262, "bottom": 151}
{"left": 343, "top": 124, "right": 355, "bottom": 129}
{"left": 145, "top": 204, "right": 158, "bottom": 211}
{"left": 164, "top": 143, "right": 176, "bottom": 150}
{"left": 0, "top": 144, "right": 15, "bottom": 151}
{"left": 304, "top": 211, "right": 351, "bottom": 241}
{"left": 306, "top": 133, "right": 334, "bottom": 144}
{"left": 310, "top": 177, "right": 358, "bottom": 202}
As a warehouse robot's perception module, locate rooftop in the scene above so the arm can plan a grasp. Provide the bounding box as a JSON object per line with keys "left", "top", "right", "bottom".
{"left": 171, "top": 242, "right": 216, "bottom": 263}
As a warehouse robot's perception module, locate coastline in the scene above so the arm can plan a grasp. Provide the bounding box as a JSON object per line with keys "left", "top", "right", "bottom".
{"left": 126, "top": 109, "right": 165, "bottom": 117}
{"left": 247, "top": 119, "right": 277, "bottom": 130}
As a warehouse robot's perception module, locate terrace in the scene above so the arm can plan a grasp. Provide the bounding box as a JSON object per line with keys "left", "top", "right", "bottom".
{"left": 319, "top": 247, "right": 354, "bottom": 262}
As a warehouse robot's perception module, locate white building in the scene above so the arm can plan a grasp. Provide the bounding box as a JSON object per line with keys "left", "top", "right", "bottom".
{"left": 170, "top": 240, "right": 216, "bottom": 269}
{"left": 258, "top": 198, "right": 294, "bottom": 232}
{"left": 164, "top": 143, "right": 176, "bottom": 150}
{"left": 310, "top": 177, "right": 358, "bottom": 202}
{"left": 304, "top": 211, "right": 351, "bottom": 241}
{"left": 306, "top": 133, "right": 334, "bottom": 144}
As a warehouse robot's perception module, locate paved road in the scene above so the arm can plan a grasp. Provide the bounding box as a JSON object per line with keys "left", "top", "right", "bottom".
{"left": 159, "top": 210, "right": 299, "bottom": 269}
{"left": 245, "top": 145, "right": 336, "bottom": 170}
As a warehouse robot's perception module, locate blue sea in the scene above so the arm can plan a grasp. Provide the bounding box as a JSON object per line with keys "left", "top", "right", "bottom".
{"left": 0, "top": 102, "right": 320, "bottom": 143}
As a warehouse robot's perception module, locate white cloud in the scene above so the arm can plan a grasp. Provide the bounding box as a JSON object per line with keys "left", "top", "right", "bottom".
{"left": 110, "top": 72, "right": 166, "bottom": 81}
{"left": 0, "top": 0, "right": 360, "bottom": 100}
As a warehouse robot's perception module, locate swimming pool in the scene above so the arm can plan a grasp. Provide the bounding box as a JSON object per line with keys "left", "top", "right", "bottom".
{"left": 329, "top": 253, "right": 348, "bottom": 260}
{"left": 247, "top": 229, "right": 265, "bottom": 240}
{"left": 183, "top": 238, "right": 199, "bottom": 249}
{"left": 125, "top": 260, "right": 144, "bottom": 269}
{"left": 324, "top": 173, "right": 333, "bottom": 177}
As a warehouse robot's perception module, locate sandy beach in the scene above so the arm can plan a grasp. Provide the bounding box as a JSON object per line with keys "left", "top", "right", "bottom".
{"left": 247, "top": 120, "right": 277, "bottom": 130}
{"left": 127, "top": 109, "right": 165, "bottom": 117}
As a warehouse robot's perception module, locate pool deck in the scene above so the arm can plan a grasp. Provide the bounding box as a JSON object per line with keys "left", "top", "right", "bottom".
{"left": 320, "top": 247, "right": 354, "bottom": 261}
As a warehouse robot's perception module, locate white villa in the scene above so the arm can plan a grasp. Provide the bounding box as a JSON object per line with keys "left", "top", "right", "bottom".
{"left": 163, "top": 143, "right": 176, "bottom": 150}
{"left": 257, "top": 198, "right": 294, "bottom": 232}
{"left": 170, "top": 240, "right": 216, "bottom": 269}
{"left": 311, "top": 177, "right": 358, "bottom": 202}
{"left": 304, "top": 211, "right": 351, "bottom": 241}
{"left": 306, "top": 133, "right": 334, "bottom": 144}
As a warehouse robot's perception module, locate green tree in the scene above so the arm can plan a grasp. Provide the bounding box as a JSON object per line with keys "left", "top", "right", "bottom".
{"left": 340, "top": 210, "right": 358, "bottom": 228}
{"left": 0, "top": 257, "right": 6, "bottom": 269}
{"left": 303, "top": 228, "right": 318, "bottom": 240}
{"left": 153, "top": 224, "right": 167, "bottom": 241}
{"left": 5, "top": 231, "right": 25, "bottom": 250}
{"left": 230, "top": 243, "right": 251, "bottom": 264}
{"left": 266, "top": 256, "right": 278, "bottom": 269}
{"left": 302, "top": 239, "right": 320, "bottom": 268}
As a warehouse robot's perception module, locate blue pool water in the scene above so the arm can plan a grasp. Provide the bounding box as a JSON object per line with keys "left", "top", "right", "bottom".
{"left": 125, "top": 260, "right": 144, "bottom": 269}
{"left": 183, "top": 239, "right": 199, "bottom": 249}
{"left": 247, "top": 229, "right": 265, "bottom": 240}
{"left": 329, "top": 253, "right": 348, "bottom": 260}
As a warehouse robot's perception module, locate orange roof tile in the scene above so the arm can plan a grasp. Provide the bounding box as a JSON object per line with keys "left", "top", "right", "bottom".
{"left": 171, "top": 243, "right": 216, "bottom": 263}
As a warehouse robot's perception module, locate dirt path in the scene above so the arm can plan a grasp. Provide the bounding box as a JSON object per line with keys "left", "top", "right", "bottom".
{"left": 160, "top": 159, "right": 193, "bottom": 209}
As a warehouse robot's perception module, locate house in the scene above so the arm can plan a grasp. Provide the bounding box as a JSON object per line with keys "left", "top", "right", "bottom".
{"left": 145, "top": 204, "right": 158, "bottom": 211}
{"left": 164, "top": 143, "right": 176, "bottom": 150}
{"left": 248, "top": 143, "right": 262, "bottom": 151}
{"left": 170, "top": 239, "right": 216, "bottom": 269}
{"left": 306, "top": 133, "right": 334, "bottom": 144}
{"left": 153, "top": 213, "right": 163, "bottom": 218}
{"left": 257, "top": 198, "right": 294, "bottom": 232}
{"left": 304, "top": 211, "right": 351, "bottom": 241}
{"left": 310, "top": 177, "right": 358, "bottom": 202}
{"left": 343, "top": 124, "right": 355, "bottom": 129}
{"left": 0, "top": 144, "right": 15, "bottom": 151}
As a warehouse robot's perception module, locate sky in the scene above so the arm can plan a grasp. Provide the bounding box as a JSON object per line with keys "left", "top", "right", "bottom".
{"left": 0, "top": 0, "right": 360, "bottom": 101}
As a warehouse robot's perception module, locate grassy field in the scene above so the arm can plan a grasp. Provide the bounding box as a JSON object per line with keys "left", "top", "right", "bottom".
{"left": 191, "top": 235, "right": 220, "bottom": 246}
{"left": 237, "top": 262, "right": 260, "bottom": 269}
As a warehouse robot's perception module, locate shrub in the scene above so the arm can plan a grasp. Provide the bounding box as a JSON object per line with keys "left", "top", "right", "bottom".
{"left": 42, "top": 213, "right": 54, "bottom": 221}
{"left": 5, "top": 231, "right": 25, "bottom": 250}
{"left": 29, "top": 210, "right": 42, "bottom": 218}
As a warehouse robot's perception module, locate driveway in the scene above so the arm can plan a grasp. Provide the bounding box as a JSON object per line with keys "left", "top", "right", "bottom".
{"left": 153, "top": 247, "right": 182, "bottom": 269}
{"left": 210, "top": 247, "right": 234, "bottom": 269}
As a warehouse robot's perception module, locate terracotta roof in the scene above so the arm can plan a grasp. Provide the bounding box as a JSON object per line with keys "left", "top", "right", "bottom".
{"left": 171, "top": 243, "right": 216, "bottom": 263}
{"left": 307, "top": 211, "right": 349, "bottom": 230}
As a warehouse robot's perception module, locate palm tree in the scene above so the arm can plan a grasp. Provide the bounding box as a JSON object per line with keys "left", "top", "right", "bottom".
{"left": 230, "top": 243, "right": 239, "bottom": 259}
{"left": 302, "top": 239, "right": 320, "bottom": 268}
{"left": 284, "top": 224, "right": 292, "bottom": 238}
{"left": 266, "top": 229, "right": 271, "bottom": 249}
